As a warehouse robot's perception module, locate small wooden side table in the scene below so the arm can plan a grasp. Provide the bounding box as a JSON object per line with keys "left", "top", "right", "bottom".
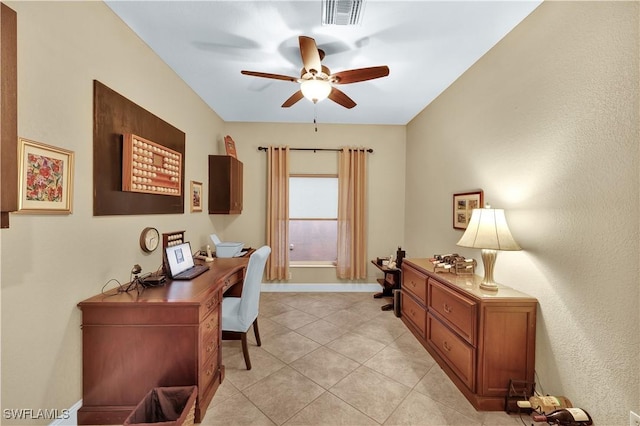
{"left": 371, "top": 260, "right": 401, "bottom": 311}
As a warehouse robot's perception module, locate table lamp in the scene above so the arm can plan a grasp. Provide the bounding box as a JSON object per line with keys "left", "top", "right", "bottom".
{"left": 456, "top": 207, "right": 521, "bottom": 291}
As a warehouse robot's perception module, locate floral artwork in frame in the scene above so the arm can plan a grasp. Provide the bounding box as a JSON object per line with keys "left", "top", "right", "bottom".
{"left": 17, "top": 138, "right": 74, "bottom": 214}
{"left": 190, "top": 181, "right": 203, "bottom": 212}
{"left": 453, "top": 190, "right": 484, "bottom": 230}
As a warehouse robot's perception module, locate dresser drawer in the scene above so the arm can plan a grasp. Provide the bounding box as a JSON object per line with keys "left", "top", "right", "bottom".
{"left": 199, "top": 291, "right": 220, "bottom": 323}
{"left": 427, "top": 313, "right": 476, "bottom": 390}
{"left": 402, "top": 265, "right": 428, "bottom": 305}
{"left": 428, "top": 278, "right": 477, "bottom": 345}
{"left": 401, "top": 291, "right": 426, "bottom": 337}
{"left": 200, "top": 310, "right": 219, "bottom": 361}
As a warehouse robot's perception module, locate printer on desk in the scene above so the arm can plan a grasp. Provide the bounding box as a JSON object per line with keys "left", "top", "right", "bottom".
{"left": 210, "top": 234, "right": 245, "bottom": 258}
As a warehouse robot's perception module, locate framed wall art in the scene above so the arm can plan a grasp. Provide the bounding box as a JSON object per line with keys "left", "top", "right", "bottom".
{"left": 17, "top": 138, "right": 74, "bottom": 214}
{"left": 190, "top": 181, "right": 203, "bottom": 212}
{"left": 453, "top": 190, "right": 483, "bottom": 229}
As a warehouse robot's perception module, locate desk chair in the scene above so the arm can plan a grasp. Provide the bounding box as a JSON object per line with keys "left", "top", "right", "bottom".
{"left": 221, "top": 245, "right": 271, "bottom": 370}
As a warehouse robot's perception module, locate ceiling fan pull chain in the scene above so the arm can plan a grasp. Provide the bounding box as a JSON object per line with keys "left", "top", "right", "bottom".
{"left": 314, "top": 104, "right": 318, "bottom": 132}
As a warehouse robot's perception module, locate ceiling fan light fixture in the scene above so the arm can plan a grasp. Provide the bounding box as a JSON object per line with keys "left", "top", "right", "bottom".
{"left": 300, "top": 79, "right": 332, "bottom": 103}
{"left": 322, "top": 0, "right": 366, "bottom": 26}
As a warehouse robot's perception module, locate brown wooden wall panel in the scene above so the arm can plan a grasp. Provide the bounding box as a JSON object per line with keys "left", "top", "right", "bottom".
{"left": 93, "top": 80, "right": 185, "bottom": 216}
{"left": 0, "top": 3, "right": 18, "bottom": 228}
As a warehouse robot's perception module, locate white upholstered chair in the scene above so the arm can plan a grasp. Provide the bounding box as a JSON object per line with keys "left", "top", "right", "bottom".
{"left": 221, "top": 245, "right": 271, "bottom": 370}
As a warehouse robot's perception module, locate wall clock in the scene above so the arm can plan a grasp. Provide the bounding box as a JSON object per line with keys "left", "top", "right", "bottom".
{"left": 139, "top": 227, "right": 159, "bottom": 253}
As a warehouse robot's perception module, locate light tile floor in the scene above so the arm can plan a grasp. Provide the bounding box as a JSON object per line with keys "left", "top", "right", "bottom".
{"left": 202, "top": 292, "right": 528, "bottom": 426}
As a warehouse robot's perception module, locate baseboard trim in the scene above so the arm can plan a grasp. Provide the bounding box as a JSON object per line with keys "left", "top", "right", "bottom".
{"left": 49, "top": 399, "right": 81, "bottom": 426}
{"left": 261, "top": 283, "right": 379, "bottom": 292}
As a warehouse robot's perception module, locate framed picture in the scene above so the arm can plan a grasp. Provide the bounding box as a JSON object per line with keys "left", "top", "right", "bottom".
{"left": 190, "top": 181, "right": 203, "bottom": 212}
{"left": 224, "top": 135, "right": 237, "bottom": 158}
{"left": 17, "top": 138, "right": 74, "bottom": 214}
{"left": 453, "top": 190, "right": 483, "bottom": 229}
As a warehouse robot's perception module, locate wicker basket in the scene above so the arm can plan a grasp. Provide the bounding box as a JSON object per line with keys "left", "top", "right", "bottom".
{"left": 123, "top": 386, "right": 197, "bottom": 426}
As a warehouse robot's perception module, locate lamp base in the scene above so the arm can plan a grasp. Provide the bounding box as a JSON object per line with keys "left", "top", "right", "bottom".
{"left": 479, "top": 281, "right": 499, "bottom": 291}
{"left": 479, "top": 249, "right": 499, "bottom": 292}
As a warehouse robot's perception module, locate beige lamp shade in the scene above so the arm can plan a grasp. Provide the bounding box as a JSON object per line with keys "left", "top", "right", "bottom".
{"left": 456, "top": 208, "right": 520, "bottom": 291}
{"left": 456, "top": 208, "right": 521, "bottom": 251}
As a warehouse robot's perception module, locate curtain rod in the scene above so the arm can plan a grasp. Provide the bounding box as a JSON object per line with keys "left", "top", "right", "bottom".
{"left": 258, "top": 146, "right": 373, "bottom": 153}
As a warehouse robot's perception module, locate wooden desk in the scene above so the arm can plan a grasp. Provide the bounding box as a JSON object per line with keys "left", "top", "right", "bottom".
{"left": 77, "top": 256, "right": 249, "bottom": 424}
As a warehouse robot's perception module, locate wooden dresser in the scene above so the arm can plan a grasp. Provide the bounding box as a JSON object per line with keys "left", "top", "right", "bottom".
{"left": 77, "top": 257, "right": 248, "bottom": 424}
{"left": 401, "top": 258, "right": 537, "bottom": 411}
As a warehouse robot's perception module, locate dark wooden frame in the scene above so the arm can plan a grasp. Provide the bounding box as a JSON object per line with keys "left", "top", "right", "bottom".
{"left": 93, "top": 80, "right": 185, "bottom": 216}
{"left": 453, "top": 190, "right": 484, "bottom": 230}
{"left": 0, "top": 3, "right": 17, "bottom": 228}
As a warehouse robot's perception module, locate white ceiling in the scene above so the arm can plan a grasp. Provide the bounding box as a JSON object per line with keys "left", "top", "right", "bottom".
{"left": 105, "top": 1, "right": 542, "bottom": 126}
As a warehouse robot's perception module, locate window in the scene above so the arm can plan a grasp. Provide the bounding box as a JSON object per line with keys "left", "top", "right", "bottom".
{"left": 289, "top": 175, "right": 338, "bottom": 265}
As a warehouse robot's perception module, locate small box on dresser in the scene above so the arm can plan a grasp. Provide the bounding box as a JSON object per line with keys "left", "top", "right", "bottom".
{"left": 400, "top": 258, "right": 537, "bottom": 411}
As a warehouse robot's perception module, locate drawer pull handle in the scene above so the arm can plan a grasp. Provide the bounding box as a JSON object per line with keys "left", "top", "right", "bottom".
{"left": 443, "top": 341, "right": 452, "bottom": 352}
{"left": 443, "top": 303, "right": 452, "bottom": 313}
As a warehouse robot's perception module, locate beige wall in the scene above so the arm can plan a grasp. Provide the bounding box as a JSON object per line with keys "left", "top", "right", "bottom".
{"left": 0, "top": 2, "right": 406, "bottom": 421}
{"left": 0, "top": 1, "right": 228, "bottom": 422}
{"left": 405, "top": 1, "right": 639, "bottom": 424}
{"left": 222, "top": 122, "right": 406, "bottom": 283}
{"left": 2, "top": 1, "right": 638, "bottom": 425}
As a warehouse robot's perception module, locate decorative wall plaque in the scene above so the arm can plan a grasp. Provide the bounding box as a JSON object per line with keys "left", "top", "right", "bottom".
{"left": 122, "top": 133, "right": 182, "bottom": 196}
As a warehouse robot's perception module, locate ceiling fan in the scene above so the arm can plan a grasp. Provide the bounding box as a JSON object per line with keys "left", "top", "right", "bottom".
{"left": 241, "top": 36, "right": 389, "bottom": 109}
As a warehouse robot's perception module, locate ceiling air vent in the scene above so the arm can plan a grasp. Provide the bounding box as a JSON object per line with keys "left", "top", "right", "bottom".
{"left": 322, "top": 0, "right": 366, "bottom": 26}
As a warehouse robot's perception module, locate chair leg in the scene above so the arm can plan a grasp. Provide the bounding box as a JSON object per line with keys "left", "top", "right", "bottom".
{"left": 241, "top": 332, "right": 252, "bottom": 370}
{"left": 253, "top": 318, "right": 261, "bottom": 347}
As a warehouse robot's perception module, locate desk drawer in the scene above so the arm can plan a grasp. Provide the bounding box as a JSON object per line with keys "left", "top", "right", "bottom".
{"left": 428, "top": 278, "right": 477, "bottom": 345}
{"left": 199, "top": 346, "right": 219, "bottom": 391}
{"left": 427, "top": 313, "right": 475, "bottom": 390}
{"left": 199, "top": 291, "right": 220, "bottom": 323}
{"left": 402, "top": 265, "right": 427, "bottom": 305}
{"left": 222, "top": 270, "right": 244, "bottom": 293}
{"left": 200, "top": 310, "right": 219, "bottom": 361}
{"left": 401, "top": 291, "right": 426, "bottom": 337}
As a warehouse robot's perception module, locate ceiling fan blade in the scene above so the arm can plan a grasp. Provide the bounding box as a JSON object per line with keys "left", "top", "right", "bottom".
{"left": 282, "top": 90, "right": 304, "bottom": 108}
{"left": 328, "top": 87, "right": 356, "bottom": 109}
{"left": 241, "top": 70, "right": 298, "bottom": 82}
{"left": 331, "top": 66, "right": 390, "bottom": 84}
{"left": 299, "top": 36, "right": 322, "bottom": 75}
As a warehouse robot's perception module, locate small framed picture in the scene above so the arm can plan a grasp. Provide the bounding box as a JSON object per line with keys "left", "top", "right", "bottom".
{"left": 224, "top": 135, "right": 237, "bottom": 158}
{"left": 17, "top": 138, "right": 74, "bottom": 214}
{"left": 453, "top": 190, "right": 483, "bottom": 229}
{"left": 190, "top": 181, "right": 203, "bottom": 212}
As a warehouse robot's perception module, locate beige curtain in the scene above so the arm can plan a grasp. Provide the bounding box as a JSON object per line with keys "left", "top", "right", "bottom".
{"left": 336, "top": 147, "right": 368, "bottom": 280}
{"left": 266, "top": 146, "right": 290, "bottom": 280}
